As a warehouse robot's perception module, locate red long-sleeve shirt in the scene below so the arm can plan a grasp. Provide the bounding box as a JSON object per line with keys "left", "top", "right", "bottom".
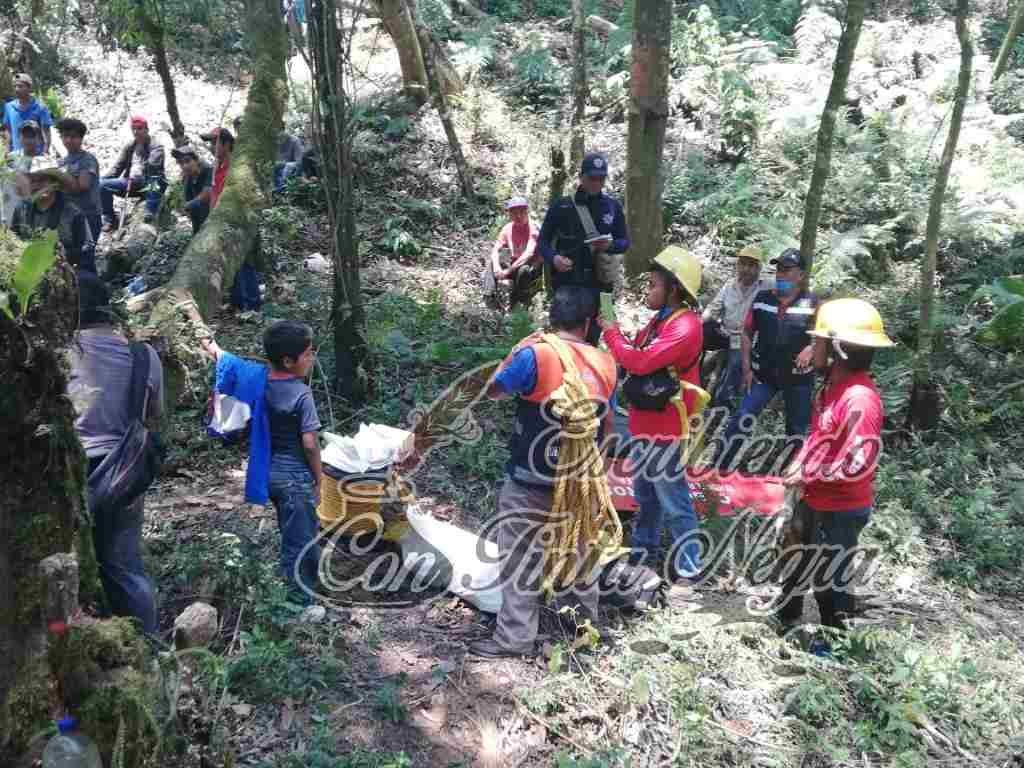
{"left": 602, "top": 309, "right": 702, "bottom": 440}
{"left": 796, "top": 371, "right": 884, "bottom": 511}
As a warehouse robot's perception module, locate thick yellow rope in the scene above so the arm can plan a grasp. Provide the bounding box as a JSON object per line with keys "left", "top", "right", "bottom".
{"left": 538, "top": 334, "right": 626, "bottom": 597}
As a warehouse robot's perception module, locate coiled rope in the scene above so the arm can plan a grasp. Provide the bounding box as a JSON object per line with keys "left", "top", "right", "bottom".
{"left": 538, "top": 333, "right": 626, "bottom": 597}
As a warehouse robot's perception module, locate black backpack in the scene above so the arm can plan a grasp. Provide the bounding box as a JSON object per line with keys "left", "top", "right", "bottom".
{"left": 87, "top": 343, "right": 165, "bottom": 513}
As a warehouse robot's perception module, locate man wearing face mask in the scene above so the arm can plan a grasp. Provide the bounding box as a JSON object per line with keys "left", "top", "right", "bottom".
{"left": 718, "top": 248, "right": 818, "bottom": 472}
{"left": 537, "top": 152, "right": 630, "bottom": 345}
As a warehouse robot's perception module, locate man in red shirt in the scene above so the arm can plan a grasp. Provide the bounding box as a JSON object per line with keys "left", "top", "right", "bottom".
{"left": 776, "top": 298, "right": 894, "bottom": 638}
{"left": 487, "top": 196, "right": 541, "bottom": 310}
{"left": 201, "top": 127, "right": 234, "bottom": 208}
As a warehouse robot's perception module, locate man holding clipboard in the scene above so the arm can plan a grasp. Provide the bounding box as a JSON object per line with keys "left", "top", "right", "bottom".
{"left": 537, "top": 152, "right": 630, "bottom": 345}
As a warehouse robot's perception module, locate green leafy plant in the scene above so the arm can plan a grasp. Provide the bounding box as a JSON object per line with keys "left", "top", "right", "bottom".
{"left": 1, "top": 232, "right": 59, "bottom": 319}
{"left": 510, "top": 37, "right": 563, "bottom": 105}
{"left": 990, "top": 71, "right": 1024, "bottom": 115}
{"left": 971, "top": 275, "right": 1024, "bottom": 350}
{"left": 373, "top": 675, "right": 408, "bottom": 723}
{"left": 378, "top": 217, "right": 422, "bottom": 258}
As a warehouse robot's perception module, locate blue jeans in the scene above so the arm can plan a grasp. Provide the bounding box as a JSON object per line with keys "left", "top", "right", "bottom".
{"left": 630, "top": 440, "right": 702, "bottom": 578}
{"left": 88, "top": 455, "right": 158, "bottom": 635}
{"left": 100, "top": 176, "right": 164, "bottom": 221}
{"left": 720, "top": 378, "right": 813, "bottom": 470}
{"left": 777, "top": 503, "right": 871, "bottom": 627}
{"left": 712, "top": 349, "right": 744, "bottom": 411}
{"left": 268, "top": 455, "right": 321, "bottom": 602}
{"left": 273, "top": 160, "right": 302, "bottom": 192}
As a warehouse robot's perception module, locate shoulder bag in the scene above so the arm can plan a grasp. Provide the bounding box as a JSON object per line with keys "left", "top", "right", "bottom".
{"left": 87, "top": 343, "right": 166, "bottom": 513}
{"left": 622, "top": 310, "right": 701, "bottom": 411}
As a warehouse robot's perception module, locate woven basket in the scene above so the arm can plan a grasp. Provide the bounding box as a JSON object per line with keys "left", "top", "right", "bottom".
{"left": 317, "top": 473, "right": 386, "bottom": 535}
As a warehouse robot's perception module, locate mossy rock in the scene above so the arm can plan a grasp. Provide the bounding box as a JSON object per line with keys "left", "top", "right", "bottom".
{"left": 77, "top": 667, "right": 161, "bottom": 767}
{"left": 3, "top": 658, "right": 54, "bottom": 754}
{"left": 49, "top": 618, "right": 161, "bottom": 765}
{"left": 0, "top": 227, "right": 27, "bottom": 289}
{"left": 49, "top": 617, "right": 146, "bottom": 706}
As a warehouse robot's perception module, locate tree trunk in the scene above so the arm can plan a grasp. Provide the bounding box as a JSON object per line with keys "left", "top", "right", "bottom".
{"left": 0, "top": 255, "right": 102, "bottom": 758}
{"left": 993, "top": 0, "right": 1024, "bottom": 81}
{"left": 549, "top": 146, "right": 567, "bottom": 204}
{"left": 311, "top": 0, "right": 369, "bottom": 401}
{"left": 374, "top": 0, "right": 429, "bottom": 105}
{"left": 910, "top": 0, "right": 972, "bottom": 431}
{"left": 148, "top": 0, "right": 287, "bottom": 333}
{"left": 625, "top": 0, "right": 672, "bottom": 277}
{"left": 797, "top": 0, "right": 866, "bottom": 274}
{"left": 569, "top": 0, "right": 587, "bottom": 171}
{"left": 136, "top": 1, "right": 186, "bottom": 146}
{"left": 409, "top": 2, "right": 473, "bottom": 198}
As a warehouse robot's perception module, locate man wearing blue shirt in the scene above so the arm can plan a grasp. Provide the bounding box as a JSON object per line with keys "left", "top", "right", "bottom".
{"left": 2, "top": 74, "right": 53, "bottom": 154}
{"left": 537, "top": 152, "right": 630, "bottom": 345}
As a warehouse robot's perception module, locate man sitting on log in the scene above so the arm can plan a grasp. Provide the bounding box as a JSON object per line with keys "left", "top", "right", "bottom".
{"left": 485, "top": 196, "right": 541, "bottom": 311}
{"left": 1, "top": 120, "right": 44, "bottom": 228}
{"left": 13, "top": 172, "right": 96, "bottom": 273}
{"left": 273, "top": 130, "right": 305, "bottom": 193}
{"left": 99, "top": 115, "right": 167, "bottom": 231}
{"left": 171, "top": 144, "right": 213, "bottom": 234}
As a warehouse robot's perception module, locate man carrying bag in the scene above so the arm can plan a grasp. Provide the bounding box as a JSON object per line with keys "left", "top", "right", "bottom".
{"left": 537, "top": 152, "right": 630, "bottom": 345}
{"left": 69, "top": 274, "right": 164, "bottom": 634}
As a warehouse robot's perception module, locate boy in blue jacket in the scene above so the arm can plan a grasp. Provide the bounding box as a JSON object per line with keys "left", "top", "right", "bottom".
{"left": 204, "top": 321, "right": 323, "bottom": 602}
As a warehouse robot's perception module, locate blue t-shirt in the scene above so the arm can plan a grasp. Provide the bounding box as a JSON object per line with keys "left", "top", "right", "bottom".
{"left": 3, "top": 98, "right": 53, "bottom": 152}
{"left": 266, "top": 377, "right": 321, "bottom": 465}
{"left": 494, "top": 347, "right": 538, "bottom": 396}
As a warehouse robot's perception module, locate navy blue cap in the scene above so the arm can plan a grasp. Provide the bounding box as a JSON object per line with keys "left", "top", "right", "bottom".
{"left": 770, "top": 248, "right": 807, "bottom": 270}
{"left": 57, "top": 716, "right": 77, "bottom": 733}
{"left": 581, "top": 152, "right": 609, "bottom": 177}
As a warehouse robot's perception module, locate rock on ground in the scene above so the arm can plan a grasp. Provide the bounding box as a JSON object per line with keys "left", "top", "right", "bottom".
{"left": 174, "top": 601, "right": 220, "bottom": 649}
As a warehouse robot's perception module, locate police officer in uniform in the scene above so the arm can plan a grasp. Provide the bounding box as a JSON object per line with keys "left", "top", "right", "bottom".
{"left": 537, "top": 152, "right": 629, "bottom": 345}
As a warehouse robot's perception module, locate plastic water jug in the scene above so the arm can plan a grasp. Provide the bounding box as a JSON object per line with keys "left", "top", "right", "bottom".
{"left": 42, "top": 717, "right": 102, "bottom": 768}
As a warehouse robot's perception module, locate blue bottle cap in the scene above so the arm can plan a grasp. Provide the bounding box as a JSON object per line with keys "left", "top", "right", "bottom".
{"left": 57, "top": 716, "right": 77, "bottom": 733}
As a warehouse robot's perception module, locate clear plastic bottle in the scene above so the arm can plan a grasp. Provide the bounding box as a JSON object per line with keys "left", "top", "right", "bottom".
{"left": 42, "top": 717, "right": 102, "bottom": 768}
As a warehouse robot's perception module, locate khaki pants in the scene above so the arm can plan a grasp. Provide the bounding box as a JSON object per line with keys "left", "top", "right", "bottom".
{"left": 492, "top": 478, "right": 600, "bottom": 654}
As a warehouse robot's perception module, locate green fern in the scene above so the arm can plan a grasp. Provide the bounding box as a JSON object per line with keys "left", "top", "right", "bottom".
{"left": 793, "top": 0, "right": 843, "bottom": 61}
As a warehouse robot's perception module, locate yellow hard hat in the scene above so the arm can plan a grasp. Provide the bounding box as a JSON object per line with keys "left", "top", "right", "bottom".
{"left": 808, "top": 298, "right": 895, "bottom": 348}
{"left": 653, "top": 245, "right": 701, "bottom": 301}
{"left": 737, "top": 244, "right": 768, "bottom": 265}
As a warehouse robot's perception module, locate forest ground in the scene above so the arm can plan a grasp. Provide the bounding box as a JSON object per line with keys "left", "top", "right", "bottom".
{"left": 53, "top": 8, "right": 1024, "bottom": 768}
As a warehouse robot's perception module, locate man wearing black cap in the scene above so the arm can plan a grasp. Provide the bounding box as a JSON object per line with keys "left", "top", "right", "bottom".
{"left": 718, "top": 248, "right": 818, "bottom": 471}
{"left": 172, "top": 144, "right": 213, "bottom": 233}
{"left": 537, "top": 152, "right": 629, "bottom": 345}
